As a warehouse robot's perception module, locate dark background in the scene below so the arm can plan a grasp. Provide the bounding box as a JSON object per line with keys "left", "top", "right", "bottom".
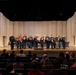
{"left": 0, "top": 0, "right": 76, "bottom": 21}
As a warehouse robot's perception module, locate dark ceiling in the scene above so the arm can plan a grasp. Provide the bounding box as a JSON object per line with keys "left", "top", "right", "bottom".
{"left": 0, "top": 0, "right": 76, "bottom": 21}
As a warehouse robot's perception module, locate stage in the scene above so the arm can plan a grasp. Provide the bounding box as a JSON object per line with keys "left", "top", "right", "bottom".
{"left": 0, "top": 46, "right": 76, "bottom": 54}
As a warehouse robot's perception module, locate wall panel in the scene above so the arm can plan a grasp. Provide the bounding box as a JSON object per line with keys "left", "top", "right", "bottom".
{"left": 18, "top": 22, "right": 24, "bottom": 35}
{"left": 23, "top": 22, "right": 29, "bottom": 37}
{"left": 42, "top": 21, "right": 48, "bottom": 37}
{"left": 52, "top": 21, "right": 57, "bottom": 37}
{"left": 57, "top": 21, "right": 63, "bottom": 36}
{"left": 13, "top": 22, "right": 19, "bottom": 37}
{"left": 62, "top": 21, "right": 67, "bottom": 37}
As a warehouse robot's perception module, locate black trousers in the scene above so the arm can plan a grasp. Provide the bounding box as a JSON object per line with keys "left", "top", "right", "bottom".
{"left": 10, "top": 42, "right": 14, "bottom": 50}
{"left": 62, "top": 42, "right": 66, "bottom": 49}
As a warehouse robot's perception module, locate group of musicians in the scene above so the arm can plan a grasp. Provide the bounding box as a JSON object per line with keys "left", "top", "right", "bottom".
{"left": 9, "top": 34, "right": 66, "bottom": 50}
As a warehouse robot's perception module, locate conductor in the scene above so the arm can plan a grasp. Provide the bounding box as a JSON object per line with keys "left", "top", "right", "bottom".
{"left": 9, "top": 34, "right": 15, "bottom": 50}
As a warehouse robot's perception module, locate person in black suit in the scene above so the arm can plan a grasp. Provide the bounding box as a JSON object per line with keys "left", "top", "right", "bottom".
{"left": 9, "top": 34, "right": 15, "bottom": 50}
{"left": 62, "top": 37, "right": 66, "bottom": 49}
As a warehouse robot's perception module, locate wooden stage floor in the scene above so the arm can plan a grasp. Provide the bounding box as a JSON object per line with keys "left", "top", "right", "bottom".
{"left": 0, "top": 46, "right": 76, "bottom": 54}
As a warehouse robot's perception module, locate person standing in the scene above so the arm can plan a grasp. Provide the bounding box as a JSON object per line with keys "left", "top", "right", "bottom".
{"left": 45, "top": 35, "right": 50, "bottom": 49}
{"left": 9, "top": 34, "right": 15, "bottom": 50}
{"left": 62, "top": 37, "right": 66, "bottom": 49}
{"left": 40, "top": 36, "right": 44, "bottom": 49}
{"left": 23, "top": 34, "right": 27, "bottom": 49}
{"left": 18, "top": 34, "right": 24, "bottom": 49}
{"left": 34, "top": 36, "right": 38, "bottom": 49}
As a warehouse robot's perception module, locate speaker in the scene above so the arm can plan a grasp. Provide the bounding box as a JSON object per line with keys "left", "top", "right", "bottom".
{"left": 34, "top": 48, "right": 43, "bottom": 50}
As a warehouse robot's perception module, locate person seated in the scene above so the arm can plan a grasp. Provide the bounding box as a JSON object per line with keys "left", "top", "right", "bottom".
{"left": 1, "top": 49, "right": 9, "bottom": 59}
{"left": 6, "top": 63, "right": 23, "bottom": 75}
{"left": 70, "top": 52, "right": 75, "bottom": 63}
{"left": 53, "top": 52, "right": 65, "bottom": 69}
{"left": 27, "top": 60, "right": 45, "bottom": 75}
{"left": 16, "top": 50, "right": 26, "bottom": 57}
{"left": 41, "top": 57, "right": 54, "bottom": 69}
{"left": 63, "top": 52, "right": 73, "bottom": 69}
{"left": 30, "top": 54, "right": 39, "bottom": 61}
{"left": 70, "top": 62, "right": 76, "bottom": 70}
{"left": 70, "top": 53, "right": 76, "bottom": 70}
{"left": 26, "top": 51, "right": 33, "bottom": 59}
{"left": 13, "top": 56, "right": 25, "bottom": 70}
{"left": 9, "top": 51, "right": 16, "bottom": 59}
{"left": 40, "top": 54, "right": 48, "bottom": 65}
